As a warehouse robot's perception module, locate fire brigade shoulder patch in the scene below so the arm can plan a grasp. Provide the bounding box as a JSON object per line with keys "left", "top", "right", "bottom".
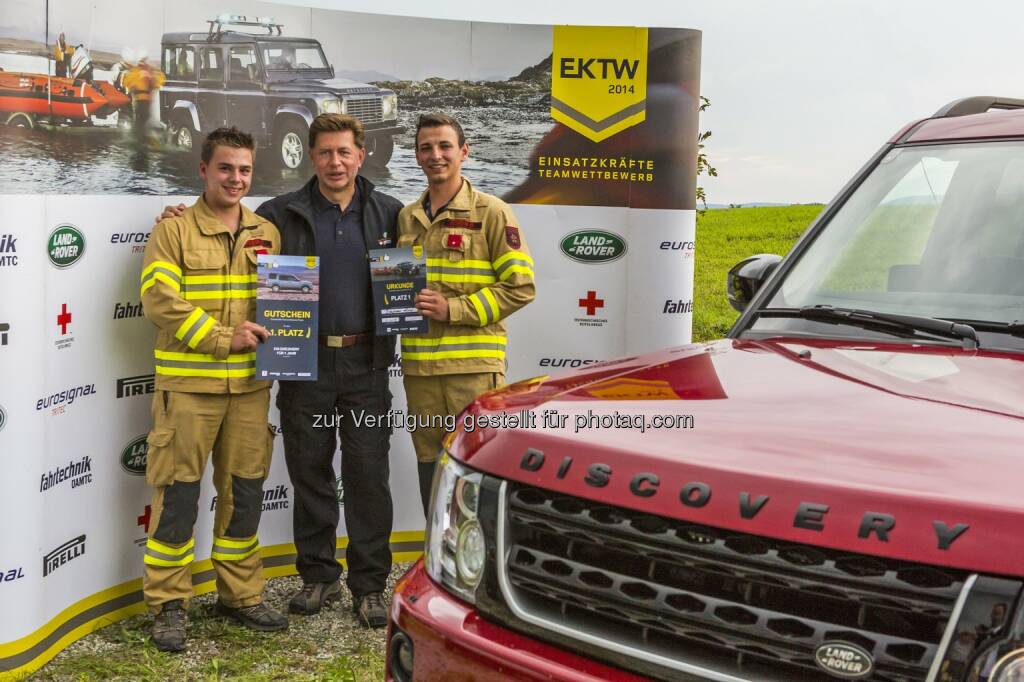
{"left": 443, "top": 219, "right": 482, "bottom": 230}
{"left": 505, "top": 226, "right": 521, "bottom": 249}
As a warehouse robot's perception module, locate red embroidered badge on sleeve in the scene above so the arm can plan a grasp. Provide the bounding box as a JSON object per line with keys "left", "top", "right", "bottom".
{"left": 505, "top": 226, "right": 521, "bottom": 249}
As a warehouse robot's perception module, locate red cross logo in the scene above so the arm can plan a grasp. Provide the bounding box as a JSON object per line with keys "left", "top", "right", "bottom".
{"left": 57, "top": 304, "right": 72, "bottom": 334}
{"left": 137, "top": 505, "right": 151, "bottom": 532}
{"left": 578, "top": 291, "right": 604, "bottom": 316}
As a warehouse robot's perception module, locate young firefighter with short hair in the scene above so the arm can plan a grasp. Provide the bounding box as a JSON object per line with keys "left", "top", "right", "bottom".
{"left": 399, "top": 113, "right": 536, "bottom": 513}
{"left": 140, "top": 127, "right": 286, "bottom": 651}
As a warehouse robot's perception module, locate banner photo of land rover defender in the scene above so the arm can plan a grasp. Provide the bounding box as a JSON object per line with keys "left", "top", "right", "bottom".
{"left": 0, "top": 1, "right": 700, "bottom": 676}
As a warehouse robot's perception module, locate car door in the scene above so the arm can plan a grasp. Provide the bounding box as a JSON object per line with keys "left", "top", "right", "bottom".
{"left": 197, "top": 46, "right": 226, "bottom": 132}
{"left": 226, "top": 45, "right": 265, "bottom": 137}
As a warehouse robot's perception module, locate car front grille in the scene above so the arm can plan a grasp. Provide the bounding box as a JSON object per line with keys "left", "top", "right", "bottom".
{"left": 499, "top": 483, "right": 969, "bottom": 681}
{"left": 345, "top": 97, "right": 382, "bottom": 124}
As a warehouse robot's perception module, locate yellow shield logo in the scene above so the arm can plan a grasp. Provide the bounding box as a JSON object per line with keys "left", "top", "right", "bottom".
{"left": 551, "top": 26, "right": 648, "bottom": 142}
{"left": 412, "top": 245, "right": 423, "bottom": 259}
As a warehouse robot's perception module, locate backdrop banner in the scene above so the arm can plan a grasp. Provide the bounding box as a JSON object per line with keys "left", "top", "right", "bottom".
{"left": 0, "top": 2, "right": 699, "bottom": 675}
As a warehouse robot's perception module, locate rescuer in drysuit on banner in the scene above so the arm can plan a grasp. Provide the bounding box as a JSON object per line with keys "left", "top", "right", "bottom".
{"left": 122, "top": 57, "right": 166, "bottom": 142}
{"left": 53, "top": 33, "right": 74, "bottom": 78}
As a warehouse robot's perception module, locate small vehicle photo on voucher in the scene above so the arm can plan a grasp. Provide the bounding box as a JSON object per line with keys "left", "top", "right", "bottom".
{"left": 386, "top": 97, "right": 1024, "bottom": 682}
{"left": 267, "top": 271, "right": 313, "bottom": 293}
{"left": 159, "top": 15, "right": 403, "bottom": 171}
{"left": 393, "top": 261, "right": 422, "bottom": 277}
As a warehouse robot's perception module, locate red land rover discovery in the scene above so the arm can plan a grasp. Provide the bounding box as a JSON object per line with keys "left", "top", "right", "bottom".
{"left": 386, "top": 97, "right": 1024, "bottom": 682}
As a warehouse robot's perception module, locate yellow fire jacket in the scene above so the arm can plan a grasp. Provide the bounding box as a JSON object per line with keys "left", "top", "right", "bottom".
{"left": 122, "top": 65, "right": 166, "bottom": 102}
{"left": 398, "top": 178, "right": 535, "bottom": 376}
{"left": 141, "top": 196, "right": 280, "bottom": 394}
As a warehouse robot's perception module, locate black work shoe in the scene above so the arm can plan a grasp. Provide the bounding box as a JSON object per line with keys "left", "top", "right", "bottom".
{"left": 214, "top": 600, "right": 289, "bottom": 632}
{"left": 151, "top": 599, "right": 187, "bottom": 652}
{"left": 288, "top": 580, "right": 342, "bottom": 615}
{"left": 353, "top": 592, "right": 388, "bottom": 629}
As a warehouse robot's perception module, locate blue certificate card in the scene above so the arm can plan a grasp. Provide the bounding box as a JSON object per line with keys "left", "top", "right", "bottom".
{"left": 256, "top": 254, "right": 319, "bottom": 380}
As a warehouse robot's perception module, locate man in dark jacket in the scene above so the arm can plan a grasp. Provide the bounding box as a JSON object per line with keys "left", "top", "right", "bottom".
{"left": 160, "top": 114, "right": 401, "bottom": 628}
{"left": 256, "top": 114, "right": 400, "bottom": 628}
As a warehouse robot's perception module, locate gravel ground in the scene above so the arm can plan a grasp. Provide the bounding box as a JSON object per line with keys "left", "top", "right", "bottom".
{"left": 31, "top": 564, "right": 414, "bottom": 681}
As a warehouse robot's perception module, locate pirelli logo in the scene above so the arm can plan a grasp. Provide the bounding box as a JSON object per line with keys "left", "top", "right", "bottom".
{"left": 551, "top": 26, "right": 648, "bottom": 142}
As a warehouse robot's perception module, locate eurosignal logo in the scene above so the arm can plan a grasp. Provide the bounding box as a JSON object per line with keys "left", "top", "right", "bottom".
{"left": 660, "top": 239, "right": 695, "bottom": 259}
{"left": 47, "top": 225, "right": 86, "bottom": 268}
{"left": 110, "top": 231, "right": 150, "bottom": 255}
{"left": 36, "top": 382, "right": 97, "bottom": 415}
{"left": 539, "top": 357, "right": 600, "bottom": 369}
{"left": 121, "top": 435, "right": 148, "bottom": 475}
{"left": 560, "top": 230, "right": 627, "bottom": 264}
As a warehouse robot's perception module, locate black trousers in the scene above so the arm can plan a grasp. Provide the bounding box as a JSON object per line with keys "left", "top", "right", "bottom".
{"left": 277, "top": 343, "right": 393, "bottom": 597}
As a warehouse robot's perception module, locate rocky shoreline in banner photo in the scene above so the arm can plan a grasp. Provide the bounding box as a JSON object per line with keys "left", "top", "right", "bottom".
{"left": 375, "top": 54, "right": 553, "bottom": 173}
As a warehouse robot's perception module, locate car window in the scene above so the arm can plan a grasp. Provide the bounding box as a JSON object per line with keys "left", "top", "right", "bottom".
{"left": 199, "top": 47, "right": 222, "bottom": 81}
{"left": 759, "top": 142, "right": 1024, "bottom": 328}
{"left": 228, "top": 47, "right": 258, "bottom": 82}
{"left": 164, "top": 46, "right": 195, "bottom": 82}
{"left": 261, "top": 44, "right": 328, "bottom": 70}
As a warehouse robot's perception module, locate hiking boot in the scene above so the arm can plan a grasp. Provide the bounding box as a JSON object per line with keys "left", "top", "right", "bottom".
{"left": 288, "top": 580, "right": 342, "bottom": 615}
{"left": 214, "top": 600, "right": 288, "bottom": 632}
{"left": 353, "top": 592, "right": 388, "bottom": 629}
{"left": 151, "top": 599, "right": 187, "bottom": 652}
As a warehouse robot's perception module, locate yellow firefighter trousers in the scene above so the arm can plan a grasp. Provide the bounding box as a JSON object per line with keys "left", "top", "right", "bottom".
{"left": 143, "top": 388, "right": 273, "bottom": 612}
{"left": 404, "top": 372, "right": 503, "bottom": 463}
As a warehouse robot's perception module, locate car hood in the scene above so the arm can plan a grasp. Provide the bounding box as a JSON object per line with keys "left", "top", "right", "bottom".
{"left": 267, "top": 77, "right": 381, "bottom": 95}
{"left": 452, "top": 339, "right": 1024, "bottom": 576}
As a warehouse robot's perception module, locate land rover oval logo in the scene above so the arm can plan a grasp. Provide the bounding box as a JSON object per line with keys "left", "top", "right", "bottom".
{"left": 560, "top": 230, "right": 627, "bottom": 264}
{"left": 815, "top": 642, "right": 874, "bottom": 679}
{"left": 121, "top": 435, "right": 148, "bottom": 475}
{"left": 47, "top": 225, "right": 86, "bottom": 268}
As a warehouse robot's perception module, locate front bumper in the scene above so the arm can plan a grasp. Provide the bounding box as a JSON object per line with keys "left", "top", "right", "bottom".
{"left": 364, "top": 123, "right": 404, "bottom": 135}
{"left": 387, "top": 560, "right": 650, "bottom": 681}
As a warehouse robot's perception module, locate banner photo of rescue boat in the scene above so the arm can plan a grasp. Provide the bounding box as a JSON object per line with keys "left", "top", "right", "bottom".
{"left": 0, "top": 1, "right": 700, "bottom": 676}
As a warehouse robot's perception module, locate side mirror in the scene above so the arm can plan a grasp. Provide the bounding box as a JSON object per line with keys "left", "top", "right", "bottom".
{"left": 727, "top": 254, "right": 783, "bottom": 313}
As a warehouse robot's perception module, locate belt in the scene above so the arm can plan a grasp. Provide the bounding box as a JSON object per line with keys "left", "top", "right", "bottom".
{"left": 319, "top": 333, "right": 372, "bottom": 348}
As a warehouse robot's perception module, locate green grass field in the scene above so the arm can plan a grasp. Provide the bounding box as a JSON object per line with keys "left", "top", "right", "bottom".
{"left": 692, "top": 204, "right": 823, "bottom": 341}
{"left": 27, "top": 205, "right": 821, "bottom": 681}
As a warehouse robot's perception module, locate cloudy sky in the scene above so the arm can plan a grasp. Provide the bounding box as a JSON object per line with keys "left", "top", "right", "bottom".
{"left": 277, "top": 0, "right": 1024, "bottom": 206}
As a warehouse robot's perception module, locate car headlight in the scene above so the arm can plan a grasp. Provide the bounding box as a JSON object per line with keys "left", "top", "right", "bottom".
{"left": 994, "top": 648, "right": 1024, "bottom": 681}
{"left": 381, "top": 93, "right": 398, "bottom": 120}
{"left": 318, "top": 98, "right": 342, "bottom": 114}
{"left": 424, "top": 453, "right": 485, "bottom": 603}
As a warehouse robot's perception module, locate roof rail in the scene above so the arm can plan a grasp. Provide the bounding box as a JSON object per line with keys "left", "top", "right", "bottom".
{"left": 933, "top": 96, "right": 1024, "bottom": 118}
{"left": 207, "top": 15, "right": 283, "bottom": 38}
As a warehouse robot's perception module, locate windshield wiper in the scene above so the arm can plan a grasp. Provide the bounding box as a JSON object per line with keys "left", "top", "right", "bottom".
{"left": 760, "top": 305, "right": 980, "bottom": 350}
{"left": 946, "top": 319, "right": 1024, "bottom": 338}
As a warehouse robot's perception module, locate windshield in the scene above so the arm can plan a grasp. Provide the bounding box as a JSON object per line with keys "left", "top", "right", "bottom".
{"left": 260, "top": 44, "right": 328, "bottom": 70}
{"left": 753, "top": 142, "right": 1024, "bottom": 346}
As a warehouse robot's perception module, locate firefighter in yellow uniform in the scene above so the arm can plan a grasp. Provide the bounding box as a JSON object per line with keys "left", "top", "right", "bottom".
{"left": 399, "top": 113, "right": 536, "bottom": 513}
{"left": 140, "top": 127, "right": 287, "bottom": 652}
